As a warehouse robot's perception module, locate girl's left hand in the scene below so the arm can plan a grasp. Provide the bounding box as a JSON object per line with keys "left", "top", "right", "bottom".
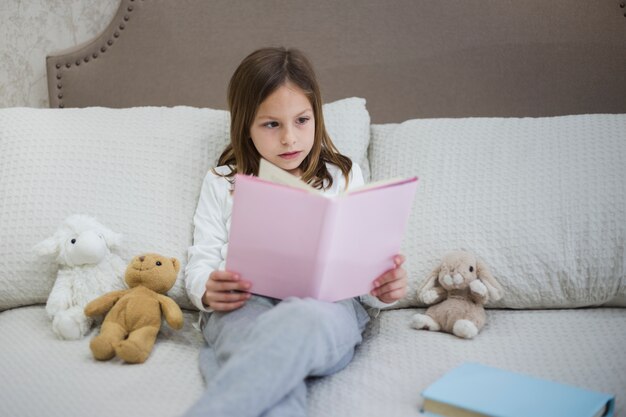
{"left": 370, "top": 254, "right": 407, "bottom": 304}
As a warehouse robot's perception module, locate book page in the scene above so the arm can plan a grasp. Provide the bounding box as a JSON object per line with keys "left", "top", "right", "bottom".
{"left": 258, "top": 158, "right": 320, "bottom": 194}
{"left": 259, "top": 158, "right": 416, "bottom": 197}
{"left": 348, "top": 176, "right": 416, "bottom": 194}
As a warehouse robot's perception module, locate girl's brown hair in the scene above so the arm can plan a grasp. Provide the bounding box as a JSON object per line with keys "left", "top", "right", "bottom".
{"left": 214, "top": 47, "right": 352, "bottom": 190}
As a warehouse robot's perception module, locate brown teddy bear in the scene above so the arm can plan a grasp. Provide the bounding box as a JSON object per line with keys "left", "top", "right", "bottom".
{"left": 410, "top": 250, "right": 503, "bottom": 339}
{"left": 84, "top": 253, "right": 183, "bottom": 363}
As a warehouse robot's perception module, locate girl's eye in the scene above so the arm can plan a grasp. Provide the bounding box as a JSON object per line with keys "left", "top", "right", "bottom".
{"left": 297, "top": 117, "right": 310, "bottom": 125}
{"left": 264, "top": 121, "right": 279, "bottom": 128}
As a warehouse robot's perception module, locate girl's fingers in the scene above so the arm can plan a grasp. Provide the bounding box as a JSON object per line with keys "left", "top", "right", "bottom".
{"left": 210, "top": 270, "right": 240, "bottom": 282}
{"left": 394, "top": 254, "right": 406, "bottom": 267}
{"left": 372, "top": 267, "right": 407, "bottom": 289}
{"left": 376, "top": 287, "right": 407, "bottom": 303}
{"left": 373, "top": 276, "right": 406, "bottom": 296}
{"left": 202, "top": 270, "right": 252, "bottom": 308}
{"left": 371, "top": 268, "right": 407, "bottom": 298}
{"left": 208, "top": 280, "right": 251, "bottom": 292}
{"left": 375, "top": 274, "right": 408, "bottom": 299}
{"left": 209, "top": 300, "right": 248, "bottom": 312}
{"left": 207, "top": 291, "right": 251, "bottom": 303}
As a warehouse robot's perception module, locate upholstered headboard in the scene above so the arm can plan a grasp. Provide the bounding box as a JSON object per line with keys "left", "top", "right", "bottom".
{"left": 46, "top": 0, "right": 626, "bottom": 123}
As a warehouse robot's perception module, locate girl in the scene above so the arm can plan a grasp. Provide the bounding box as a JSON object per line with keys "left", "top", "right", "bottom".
{"left": 184, "top": 47, "right": 407, "bottom": 417}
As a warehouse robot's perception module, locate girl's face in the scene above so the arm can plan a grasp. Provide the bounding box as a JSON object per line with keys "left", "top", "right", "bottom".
{"left": 250, "top": 81, "right": 315, "bottom": 177}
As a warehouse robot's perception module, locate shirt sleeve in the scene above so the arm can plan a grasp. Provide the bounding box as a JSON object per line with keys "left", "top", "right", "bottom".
{"left": 185, "top": 171, "right": 229, "bottom": 312}
{"left": 348, "top": 163, "right": 399, "bottom": 309}
{"left": 347, "top": 162, "right": 365, "bottom": 190}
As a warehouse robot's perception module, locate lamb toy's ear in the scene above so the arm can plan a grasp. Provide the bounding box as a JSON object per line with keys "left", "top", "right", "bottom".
{"left": 33, "top": 235, "right": 61, "bottom": 257}
{"left": 476, "top": 258, "right": 503, "bottom": 301}
{"left": 100, "top": 229, "right": 123, "bottom": 250}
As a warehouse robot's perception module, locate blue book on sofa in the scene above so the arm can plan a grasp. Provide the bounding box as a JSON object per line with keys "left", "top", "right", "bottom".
{"left": 421, "top": 362, "right": 615, "bottom": 417}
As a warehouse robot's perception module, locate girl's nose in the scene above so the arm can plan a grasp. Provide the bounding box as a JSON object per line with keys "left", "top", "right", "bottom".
{"left": 280, "top": 127, "right": 296, "bottom": 145}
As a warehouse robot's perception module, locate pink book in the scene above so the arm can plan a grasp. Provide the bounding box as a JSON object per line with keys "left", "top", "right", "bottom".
{"left": 225, "top": 159, "right": 419, "bottom": 302}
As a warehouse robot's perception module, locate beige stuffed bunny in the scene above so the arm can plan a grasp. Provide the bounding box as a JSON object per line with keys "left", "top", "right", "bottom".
{"left": 410, "top": 250, "right": 503, "bottom": 339}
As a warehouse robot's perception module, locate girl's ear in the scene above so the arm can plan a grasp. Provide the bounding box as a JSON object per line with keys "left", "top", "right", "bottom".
{"left": 476, "top": 259, "right": 503, "bottom": 301}
{"left": 33, "top": 235, "right": 60, "bottom": 257}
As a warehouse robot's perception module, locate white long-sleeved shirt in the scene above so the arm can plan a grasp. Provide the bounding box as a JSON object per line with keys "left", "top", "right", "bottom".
{"left": 184, "top": 162, "right": 396, "bottom": 312}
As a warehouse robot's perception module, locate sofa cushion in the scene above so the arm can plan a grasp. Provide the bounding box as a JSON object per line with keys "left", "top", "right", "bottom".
{"left": 370, "top": 114, "right": 626, "bottom": 309}
{"left": 0, "top": 98, "right": 370, "bottom": 310}
{"left": 0, "top": 306, "right": 205, "bottom": 417}
{"left": 1, "top": 306, "right": 624, "bottom": 417}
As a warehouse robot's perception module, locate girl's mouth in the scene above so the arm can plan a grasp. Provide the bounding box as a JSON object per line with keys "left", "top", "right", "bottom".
{"left": 279, "top": 151, "right": 301, "bottom": 160}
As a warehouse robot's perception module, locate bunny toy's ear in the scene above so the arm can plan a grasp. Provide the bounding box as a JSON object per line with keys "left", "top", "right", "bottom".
{"left": 476, "top": 258, "right": 503, "bottom": 301}
{"left": 418, "top": 264, "right": 442, "bottom": 298}
{"left": 33, "top": 235, "right": 61, "bottom": 257}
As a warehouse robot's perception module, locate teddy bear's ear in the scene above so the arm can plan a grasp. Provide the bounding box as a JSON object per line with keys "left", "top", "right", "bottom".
{"left": 476, "top": 258, "right": 503, "bottom": 301}
{"left": 33, "top": 235, "right": 60, "bottom": 257}
{"left": 171, "top": 258, "right": 180, "bottom": 273}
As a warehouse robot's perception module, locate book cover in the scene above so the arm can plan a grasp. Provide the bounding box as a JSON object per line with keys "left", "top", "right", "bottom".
{"left": 225, "top": 159, "right": 418, "bottom": 302}
{"left": 421, "top": 362, "right": 615, "bottom": 417}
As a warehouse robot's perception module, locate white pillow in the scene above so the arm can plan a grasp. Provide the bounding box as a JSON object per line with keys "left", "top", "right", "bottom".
{"left": 370, "top": 115, "right": 626, "bottom": 309}
{"left": 0, "top": 98, "right": 371, "bottom": 310}
{"left": 323, "top": 98, "right": 371, "bottom": 182}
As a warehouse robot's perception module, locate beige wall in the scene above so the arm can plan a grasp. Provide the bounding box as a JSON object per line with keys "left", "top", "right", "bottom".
{"left": 0, "top": 0, "right": 119, "bottom": 108}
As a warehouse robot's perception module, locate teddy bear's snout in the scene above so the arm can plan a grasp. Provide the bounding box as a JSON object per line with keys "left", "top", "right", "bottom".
{"left": 132, "top": 256, "right": 155, "bottom": 271}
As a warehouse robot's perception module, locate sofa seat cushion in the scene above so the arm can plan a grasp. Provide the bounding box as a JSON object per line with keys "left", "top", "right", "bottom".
{"left": 1, "top": 306, "right": 624, "bottom": 417}
{"left": 308, "top": 307, "right": 626, "bottom": 416}
{"left": 0, "top": 307, "right": 205, "bottom": 417}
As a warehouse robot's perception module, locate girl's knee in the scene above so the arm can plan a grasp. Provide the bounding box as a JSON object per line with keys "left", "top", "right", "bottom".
{"left": 264, "top": 298, "right": 359, "bottom": 342}
{"left": 276, "top": 298, "right": 333, "bottom": 325}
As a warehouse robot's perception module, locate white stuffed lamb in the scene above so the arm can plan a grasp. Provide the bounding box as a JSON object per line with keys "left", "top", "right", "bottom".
{"left": 34, "top": 214, "right": 127, "bottom": 340}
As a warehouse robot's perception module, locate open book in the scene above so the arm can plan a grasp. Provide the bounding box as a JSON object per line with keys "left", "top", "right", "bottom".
{"left": 225, "top": 159, "right": 419, "bottom": 302}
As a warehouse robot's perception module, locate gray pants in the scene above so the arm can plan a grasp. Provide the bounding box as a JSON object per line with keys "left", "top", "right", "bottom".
{"left": 182, "top": 295, "right": 371, "bottom": 417}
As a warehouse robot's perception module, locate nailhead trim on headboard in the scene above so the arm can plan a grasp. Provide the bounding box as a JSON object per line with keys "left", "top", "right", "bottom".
{"left": 52, "top": 0, "right": 143, "bottom": 108}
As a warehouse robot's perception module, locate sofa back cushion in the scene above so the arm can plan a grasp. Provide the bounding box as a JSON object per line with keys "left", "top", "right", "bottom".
{"left": 370, "top": 114, "right": 626, "bottom": 309}
{"left": 0, "top": 98, "right": 370, "bottom": 310}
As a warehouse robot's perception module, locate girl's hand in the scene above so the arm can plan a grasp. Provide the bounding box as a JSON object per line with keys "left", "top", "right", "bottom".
{"left": 370, "top": 255, "right": 407, "bottom": 304}
{"left": 202, "top": 270, "right": 252, "bottom": 312}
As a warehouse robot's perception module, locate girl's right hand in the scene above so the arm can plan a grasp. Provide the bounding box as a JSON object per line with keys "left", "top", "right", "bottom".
{"left": 202, "top": 270, "right": 252, "bottom": 312}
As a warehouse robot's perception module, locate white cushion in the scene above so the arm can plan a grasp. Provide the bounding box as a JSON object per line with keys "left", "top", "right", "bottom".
{"left": 0, "top": 98, "right": 371, "bottom": 310}
{"left": 323, "top": 97, "right": 371, "bottom": 182}
{"left": 370, "top": 114, "right": 626, "bottom": 309}
{"left": 2, "top": 306, "right": 625, "bottom": 417}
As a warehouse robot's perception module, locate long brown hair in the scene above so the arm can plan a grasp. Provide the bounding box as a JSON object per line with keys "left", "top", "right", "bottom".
{"left": 214, "top": 47, "right": 352, "bottom": 190}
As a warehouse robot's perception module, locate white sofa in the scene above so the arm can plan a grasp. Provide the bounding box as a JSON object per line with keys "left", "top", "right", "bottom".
{"left": 1, "top": 99, "right": 624, "bottom": 417}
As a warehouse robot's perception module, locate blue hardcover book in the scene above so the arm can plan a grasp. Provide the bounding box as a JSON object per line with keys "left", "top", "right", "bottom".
{"left": 421, "top": 363, "right": 615, "bottom": 417}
